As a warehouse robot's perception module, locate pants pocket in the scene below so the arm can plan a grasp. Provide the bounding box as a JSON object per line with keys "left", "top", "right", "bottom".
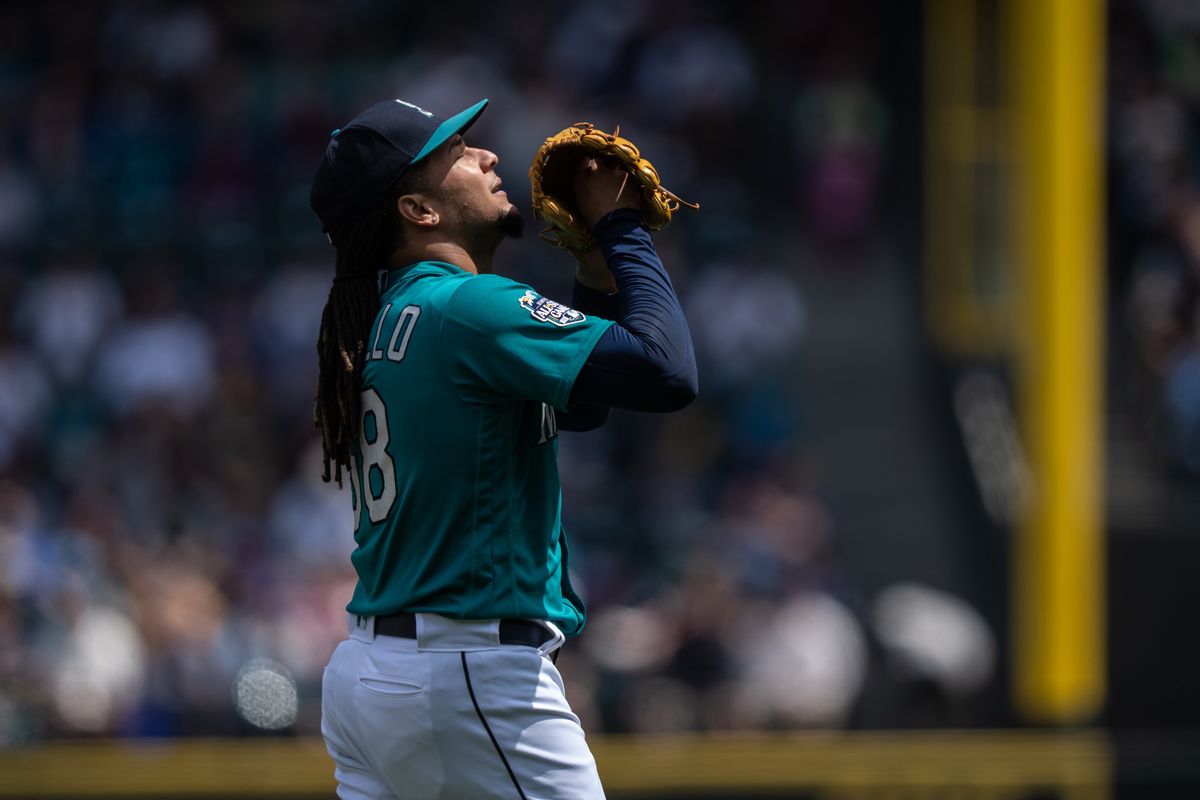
{"left": 357, "top": 673, "right": 424, "bottom": 698}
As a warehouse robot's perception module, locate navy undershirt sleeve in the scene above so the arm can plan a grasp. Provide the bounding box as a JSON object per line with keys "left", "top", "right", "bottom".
{"left": 566, "top": 209, "right": 698, "bottom": 414}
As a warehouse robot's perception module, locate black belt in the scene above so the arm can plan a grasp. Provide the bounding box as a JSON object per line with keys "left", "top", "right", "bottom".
{"left": 373, "top": 611, "right": 555, "bottom": 650}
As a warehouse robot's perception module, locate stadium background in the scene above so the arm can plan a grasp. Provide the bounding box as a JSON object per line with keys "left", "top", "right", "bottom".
{"left": 0, "top": 0, "right": 1196, "bottom": 796}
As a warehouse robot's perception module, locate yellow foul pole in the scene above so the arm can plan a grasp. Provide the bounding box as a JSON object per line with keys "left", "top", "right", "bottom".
{"left": 1010, "top": 0, "right": 1106, "bottom": 723}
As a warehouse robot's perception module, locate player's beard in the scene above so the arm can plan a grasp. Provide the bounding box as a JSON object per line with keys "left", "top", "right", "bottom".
{"left": 452, "top": 202, "right": 523, "bottom": 259}
{"left": 497, "top": 205, "right": 524, "bottom": 239}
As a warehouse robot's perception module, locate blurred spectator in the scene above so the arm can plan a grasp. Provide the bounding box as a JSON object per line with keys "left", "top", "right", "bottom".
{"left": 792, "top": 75, "right": 888, "bottom": 247}
{"left": 251, "top": 257, "right": 329, "bottom": 418}
{"left": 266, "top": 440, "right": 355, "bottom": 569}
{"left": 632, "top": 22, "right": 757, "bottom": 123}
{"left": 548, "top": 0, "right": 651, "bottom": 93}
{"left": 0, "top": 158, "right": 41, "bottom": 249}
{"left": 0, "top": 334, "right": 49, "bottom": 469}
{"left": 48, "top": 598, "right": 145, "bottom": 734}
{"left": 685, "top": 257, "right": 806, "bottom": 390}
{"left": 735, "top": 591, "right": 868, "bottom": 728}
{"left": 14, "top": 255, "right": 124, "bottom": 386}
{"left": 93, "top": 264, "right": 215, "bottom": 418}
{"left": 871, "top": 582, "right": 995, "bottom": 711}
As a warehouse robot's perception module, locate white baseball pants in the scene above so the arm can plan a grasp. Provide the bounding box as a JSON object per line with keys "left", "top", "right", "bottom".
{"left": 321, "top": 613, "right": 605, "bottom": 800}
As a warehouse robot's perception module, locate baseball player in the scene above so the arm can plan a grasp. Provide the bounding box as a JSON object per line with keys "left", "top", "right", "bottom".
{"left": 309, "top": 97, "right": 696, "bottom": 799}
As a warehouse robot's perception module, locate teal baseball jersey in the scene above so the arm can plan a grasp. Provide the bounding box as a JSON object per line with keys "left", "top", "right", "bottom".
{"left": 343, "top": 261, "right": 613, "bottom": 636}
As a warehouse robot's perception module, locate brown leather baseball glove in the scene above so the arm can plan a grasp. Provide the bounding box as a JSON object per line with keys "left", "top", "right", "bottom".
{"left": 528, "top": 123, "right": 699, "bottom": 253}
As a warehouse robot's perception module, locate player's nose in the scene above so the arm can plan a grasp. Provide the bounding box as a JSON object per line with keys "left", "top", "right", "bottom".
{"left": 475, "top": 148, "right": 498, "bottom": 173}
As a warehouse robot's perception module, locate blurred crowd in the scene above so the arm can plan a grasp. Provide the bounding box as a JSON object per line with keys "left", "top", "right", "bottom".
{"left": 0, "top": 0, "right": 999, "bottom": 742}
{"left": 1111, "top": 0, "right": 1200, "bottom": 479}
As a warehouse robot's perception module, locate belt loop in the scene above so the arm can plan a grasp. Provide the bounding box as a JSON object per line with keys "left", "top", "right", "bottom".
{"left": 350, "top": 613, "right": 376, "bottom": 641}
{"left": 537, "top": 620, "right": 566, "bottom": 659}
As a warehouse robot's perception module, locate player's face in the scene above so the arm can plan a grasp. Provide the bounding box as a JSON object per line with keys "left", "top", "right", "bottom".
{"left": 426, "top": 134, "right": 521, "bottom": 241}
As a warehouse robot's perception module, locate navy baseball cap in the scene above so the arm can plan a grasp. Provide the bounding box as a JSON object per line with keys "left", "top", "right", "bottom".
{"left": 310, "top": 98, "right": 489, "bottom": 240}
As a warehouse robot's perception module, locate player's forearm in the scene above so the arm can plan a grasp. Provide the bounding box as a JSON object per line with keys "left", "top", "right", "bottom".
{"left": 568, "top": 210, "right": 698, "bottom": 412}
{"left": 596, "top": 211, "right": 694, "bottom": 371}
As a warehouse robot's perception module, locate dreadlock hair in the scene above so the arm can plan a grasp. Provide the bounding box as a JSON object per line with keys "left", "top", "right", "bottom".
{"left": 314, "top": 170, "right": 425, "bottom": 485}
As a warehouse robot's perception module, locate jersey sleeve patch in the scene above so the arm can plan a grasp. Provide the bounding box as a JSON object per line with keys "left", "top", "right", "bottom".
{"left": 519, "top": 290, "right": 586, "bottom": 327}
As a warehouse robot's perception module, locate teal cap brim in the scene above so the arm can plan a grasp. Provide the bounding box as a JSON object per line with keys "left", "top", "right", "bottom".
{"left": 412, "top": 99, "right": 489, "bottom": 164}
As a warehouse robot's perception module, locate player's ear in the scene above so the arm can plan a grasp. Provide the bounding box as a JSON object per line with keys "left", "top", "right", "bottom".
{"left": 396, "top": 193, "right": 439, "bottom": 228}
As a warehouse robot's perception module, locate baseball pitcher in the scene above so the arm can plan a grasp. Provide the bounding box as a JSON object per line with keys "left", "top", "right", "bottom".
{"left": 309, "top": 97, "right": 697, "bottom": 799}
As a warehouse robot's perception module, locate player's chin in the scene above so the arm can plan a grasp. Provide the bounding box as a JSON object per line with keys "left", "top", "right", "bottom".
{"left": 497, "top": 205, "right": 524, "bottom": 239}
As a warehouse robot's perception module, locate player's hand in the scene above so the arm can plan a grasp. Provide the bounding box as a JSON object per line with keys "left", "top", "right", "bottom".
{"left": 574, "top": 157, "right": 644, "bottom": 229}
